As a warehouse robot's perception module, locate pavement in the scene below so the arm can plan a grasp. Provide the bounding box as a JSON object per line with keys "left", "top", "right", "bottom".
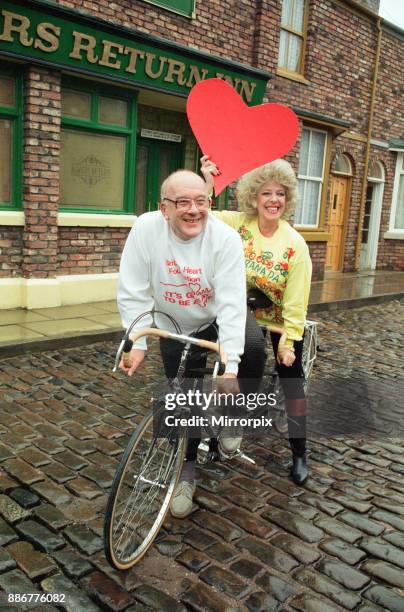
{"left": 0, "top": 271, "right": 403, "bottom": 357}
{"left": 0, "top": 297, "right": 403, "bottom": 610}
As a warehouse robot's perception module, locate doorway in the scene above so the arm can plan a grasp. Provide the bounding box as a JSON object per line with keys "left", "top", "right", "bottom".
{"left": 326, "top": 175, "right": 350, "bottom": 271}
{"left": 360, "top": 161, "right": 385, "bottom": 270}
{"left": 135, "top": 137, "right": 183, "bottom": 214}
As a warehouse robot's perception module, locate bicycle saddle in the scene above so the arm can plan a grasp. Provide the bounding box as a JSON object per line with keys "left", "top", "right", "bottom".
{"left": 247, "top": 288, "right": 273, "bottom": 310}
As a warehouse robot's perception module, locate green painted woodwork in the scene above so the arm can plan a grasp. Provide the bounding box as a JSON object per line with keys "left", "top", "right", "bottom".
{"left": 60, "top": 78, "right": 137, "bottom": 214}
{"left": 0, "top": 64, "right": 22, "bottom": 210}
{"left": 0, "top": 0, "right": 269, "bottom": 105}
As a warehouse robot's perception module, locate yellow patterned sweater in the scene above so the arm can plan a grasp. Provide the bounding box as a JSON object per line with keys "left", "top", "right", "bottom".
{"left": 212, "top": 211, "right": 312, "bottom": 348}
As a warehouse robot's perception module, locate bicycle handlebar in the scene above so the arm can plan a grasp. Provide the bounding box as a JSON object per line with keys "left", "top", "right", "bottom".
{"left": 122, "top": 327, "right": 227, "bottom": 369}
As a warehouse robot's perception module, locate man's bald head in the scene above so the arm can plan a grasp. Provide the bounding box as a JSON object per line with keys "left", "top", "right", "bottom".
{"left": 160, "top": 170, "right": 207, "bottom": 201}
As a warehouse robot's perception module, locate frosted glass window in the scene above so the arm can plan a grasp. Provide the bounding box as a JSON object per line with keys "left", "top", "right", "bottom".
{"left": 0, "top": 119, "right": 12, "bottom": 203}
{"left": 0, "top": 76, "right": 14, "bottom": 107}
{"left": 334, "top": 154, "right": 352, "bottom": 175}
{"left": 99, "top": 96, "right": 127, "bottom": 127}
{"left": 368, "top": 161, "right": 384, "bottom": 181}
{"left": 61, "top": 129, "right": 126, "bottom": 209}
{"left": 62, "top": 89, "right": 91, "bottom": 120}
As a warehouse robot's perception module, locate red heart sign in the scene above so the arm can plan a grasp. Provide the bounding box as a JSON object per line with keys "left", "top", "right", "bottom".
{"left": 186, "top": 78, "right": 300, "bottom": 195}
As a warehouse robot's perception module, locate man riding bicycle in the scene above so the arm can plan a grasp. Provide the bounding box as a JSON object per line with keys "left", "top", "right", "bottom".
{"left": 118, "top": 169, "right": 266, "bottom": 518}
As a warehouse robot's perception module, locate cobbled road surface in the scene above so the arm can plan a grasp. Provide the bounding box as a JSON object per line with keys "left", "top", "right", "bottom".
{"left": 0, "top": 299, "right": 403, "bottom": 611}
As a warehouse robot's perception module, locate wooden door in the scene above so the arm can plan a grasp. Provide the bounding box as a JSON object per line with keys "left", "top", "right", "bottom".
{"left": 326, "top": 176, "right": 349, "bottom": 270}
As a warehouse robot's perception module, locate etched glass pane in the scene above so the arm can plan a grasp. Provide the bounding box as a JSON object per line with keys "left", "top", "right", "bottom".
{"left": 308, "top": 131, "right": 326, "bottom": 177}
{"left": 394, "top": 175, "right": 404, "bottom": 230}
{"left": 0, "top": 119, "right": 12, "bottom": 203}
{"left": 135, "top": 145, "right": 148, "bottom": 215}
{"left": 368, "top": 161, "right": 383, "bottom": 180}
{"left": 335, "top": 154, "right": 351, "bottom": 175}
{"left": 61, "top": 129, "right": 126, "bottom": 209}
{"left": 99, "top": 97, "right": 127, "bottom": 127}
{"left": 62, "top": 89, "right": 91, "bottom": 120}
{"left": 0, "top": 76, "right": 15, "bottom": 107}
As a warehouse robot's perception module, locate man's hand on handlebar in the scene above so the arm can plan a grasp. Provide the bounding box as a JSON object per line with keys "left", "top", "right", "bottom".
{"left": 119, "top": 348, "right": 145, "bottom": 376}
{"left": 277, "top": 348, "right": 296, "bottom": 367}
{"left": 217, "top": 372, "right": 239, "bottom": 395}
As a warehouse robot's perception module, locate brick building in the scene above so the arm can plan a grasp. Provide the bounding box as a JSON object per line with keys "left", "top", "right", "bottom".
{"left": 0, "top": 0, "right": 403, "bottom": 308}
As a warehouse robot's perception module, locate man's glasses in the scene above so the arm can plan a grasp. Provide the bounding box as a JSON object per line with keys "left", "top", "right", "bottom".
{"left": 163, "top": 196, "right": 211, "bottom": 211}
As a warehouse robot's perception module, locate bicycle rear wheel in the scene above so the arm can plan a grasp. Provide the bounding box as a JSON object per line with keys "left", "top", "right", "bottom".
{"left": 104, "top": 408, "right": 186, "bottom": 569}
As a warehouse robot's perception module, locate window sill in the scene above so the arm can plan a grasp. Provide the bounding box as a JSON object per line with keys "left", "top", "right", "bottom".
{"left": 58, "top": 213, "right": 137, "bottom": 227}
{"left": 276, "top": 68, "right": 310, "bottom": 85}
{"left": 384, "top": 231, "right": 404, "bottom": 240}
{"left": 0, "top": 211, "right": 25, "bottom": 225}
{"left": 297, "top": 230, "right": 331, "bottom": 242}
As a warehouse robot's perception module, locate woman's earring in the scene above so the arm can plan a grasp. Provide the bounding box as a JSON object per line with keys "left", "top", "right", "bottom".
{"left": 252, "top": 201, "right": 257, "bottom": 208}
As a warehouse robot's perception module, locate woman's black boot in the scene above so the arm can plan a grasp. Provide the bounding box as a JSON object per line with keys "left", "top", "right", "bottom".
{"left": 286, "top": 410, "right": 308, "bottom": 485}
{"left": 289, "top": 436, "right": 308, "bottom": 485}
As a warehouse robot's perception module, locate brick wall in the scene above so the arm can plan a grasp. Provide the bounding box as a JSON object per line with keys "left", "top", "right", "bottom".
{"left": 57, "top": 227, "right": 129, "bottom": 275}
{"left": 57, "top": 0, "right": 258, "bottom": 64}
{"left": 307, "top": 241, "right": 327, "bottom": 280}
{"left": 0, "top": 227, "right": 23, "bottom": 277}
{"left": 22, "top": 67, "right": 61, "bottom": 279}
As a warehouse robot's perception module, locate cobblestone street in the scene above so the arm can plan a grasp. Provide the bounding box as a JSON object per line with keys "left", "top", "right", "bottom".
{"left": 0, "top": 299, "right": 403, "bottom": 611}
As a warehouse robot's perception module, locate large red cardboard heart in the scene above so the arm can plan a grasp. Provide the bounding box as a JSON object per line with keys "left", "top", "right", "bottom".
{"left": 186, "top": 78, "right": 299, "bottom": 195}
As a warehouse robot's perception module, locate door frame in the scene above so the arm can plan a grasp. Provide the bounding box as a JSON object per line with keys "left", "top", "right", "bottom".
{"left": 360, "top": 178, "right": 385, "bottom": 270}
{"left": 327, "top": 173, "right": 352, "bottom": 271}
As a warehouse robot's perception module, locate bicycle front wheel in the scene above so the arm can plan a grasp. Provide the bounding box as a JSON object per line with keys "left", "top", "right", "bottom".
{"left": 104, "top": 409, "right": 186, "bottom": 569}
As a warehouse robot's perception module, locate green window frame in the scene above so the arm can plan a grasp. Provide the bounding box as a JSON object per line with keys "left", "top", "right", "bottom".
{"left": 60, "top": 79, "right": 137, "bottom": 214}
{"left": 142, "top": 0, "right": 196, "bottom": 18}
{"left": 0, "top": 64, "right": 22, "bottom": 210}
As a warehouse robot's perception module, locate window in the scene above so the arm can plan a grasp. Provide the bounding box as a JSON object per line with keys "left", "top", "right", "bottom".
{"left": 295, "top": 127, "right": 327, "bottom": 227}
{"left": 278, "top": 0, "right": 307, "bottom": 75}
{"left": 333, "top": 154, "right": 352, "bottom": 176}
{"left": 0, "top": 67, "right": 22, "bottom": 210}
{"left": 60, "top": 81, "right": 136, "bottom": 213}
{"left": 142, "top": 0, "right": 195, "bottom": 18}
{"left": 390, "top": 153, "right": 404, "bottom": 231}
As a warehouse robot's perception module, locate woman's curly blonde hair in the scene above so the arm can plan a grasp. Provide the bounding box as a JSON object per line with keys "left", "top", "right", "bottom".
{"left": 236, "top": 159, "right": 298, "bottom": 220}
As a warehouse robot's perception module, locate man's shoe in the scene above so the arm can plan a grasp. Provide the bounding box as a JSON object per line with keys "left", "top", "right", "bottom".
{"left": 170, "top": 481, "right": 196, "bottom": 518}
{"left": 218, "top": 435, "right": 243, "bottom": 455}
{"left": 290, "top": 454, "right": 308, "bottom": 485}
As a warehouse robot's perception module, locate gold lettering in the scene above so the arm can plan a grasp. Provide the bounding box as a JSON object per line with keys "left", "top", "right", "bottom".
{"left": 238, "top": 80, "right": 257, "bottom": 103}
{"left": 0, "top": 10, "right": 33, "bottom": 47}
{"left": 164, "top": 59, "right": 186, "bottom": 85}
{"left": 124, "top": 46, "right": 145, "bottom": 73}
{"left": 69, "top": 31, "right": 98, "bottom": 63}
{"left": 99, "top": 40, "right": 123, "bottom": 69}
{"left": 145, "top": 53, "right": 167, "bottom": 79}
{"left": 34, "top": 22, "right": 60, "bottom": 53}
{"left": 186, "top": 65, "right": 209, "bottom": 88}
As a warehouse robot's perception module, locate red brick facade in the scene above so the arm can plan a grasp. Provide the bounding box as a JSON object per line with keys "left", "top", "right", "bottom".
{"left": 0, "top": 0, "right": 403, "bottom": 297}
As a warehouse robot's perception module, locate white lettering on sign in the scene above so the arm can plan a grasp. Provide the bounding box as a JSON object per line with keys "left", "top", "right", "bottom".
{"left": 141, "top": 129, "right": 182, "bottom": 142}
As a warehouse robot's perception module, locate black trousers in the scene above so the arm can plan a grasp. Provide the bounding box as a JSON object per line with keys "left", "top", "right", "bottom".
{"left": 270, "top": 333, "right": 305, "bottom": 400}
{"left": 159, "top": 309, "right": 266, "bottom": 461}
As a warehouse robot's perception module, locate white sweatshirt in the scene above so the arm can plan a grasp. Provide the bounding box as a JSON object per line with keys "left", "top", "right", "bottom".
{"left": 118, "top": 211, "right": 247, "bottom": 374}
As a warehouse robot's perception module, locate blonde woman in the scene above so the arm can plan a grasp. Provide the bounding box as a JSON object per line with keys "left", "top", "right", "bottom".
{"left": 202, "top": 156, "right": 312, "bottom": 484}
